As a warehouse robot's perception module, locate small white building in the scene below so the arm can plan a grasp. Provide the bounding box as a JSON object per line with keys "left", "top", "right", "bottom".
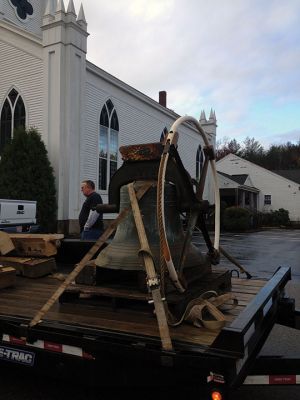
{"left": 0, "top": 0, "right": 217, "bottom": 234}
{"left": 217, "top": 153, "right": 300, "bottom": 223}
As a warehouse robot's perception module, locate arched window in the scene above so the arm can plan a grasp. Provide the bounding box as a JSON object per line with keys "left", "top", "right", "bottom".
{"left": 99, "top": 99, "right": 119, "bottom": 190}
{"left": 196, "top": 145, "right": 204, "bottom": 180}
{"left": 0, "top": 89, "right": 25, "bottom": 154}
{"left": 160, "top": 127, "right": 168, "bottom": 143}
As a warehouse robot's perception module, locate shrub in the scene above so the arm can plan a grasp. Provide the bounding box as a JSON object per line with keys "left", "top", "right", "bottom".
{"left": 272, "top": 208, "right": 290, "bottom": 226}
{"left": 261, "top": 208, "right": 290, "bottom": 227}
{"left": 252, "top": 210, "right": 263, "bottom": 228}
{"left": 223, "top": 206, "right": 252, "bottom": 231}
{"left": 0, "top": 127, "right": 57, "bottom": 232}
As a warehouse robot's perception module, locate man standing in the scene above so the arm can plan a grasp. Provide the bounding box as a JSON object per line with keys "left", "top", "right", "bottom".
{"left": 79, "top": 180, "right": 103, "bottom": 240}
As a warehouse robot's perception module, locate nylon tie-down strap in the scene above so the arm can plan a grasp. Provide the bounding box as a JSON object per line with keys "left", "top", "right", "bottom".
{"left": 26, "top": 181, "right": 154, "bottom": 333}
{"left": 127, "top": 182, "right": 173, "bottom": 352}
{"left": 168, "top": 292, "right": 238, "bottom": 330}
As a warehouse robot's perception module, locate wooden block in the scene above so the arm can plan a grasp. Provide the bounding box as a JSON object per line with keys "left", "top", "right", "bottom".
{"left": 0, "top": 256, "right": 56, "bottom": 278}
{"left": 75, "top": 262, "right": 97, "bottom": 286}
{"left": 0, "top": 265, "right": 16, "bottom": 288}
{"left": 0, "top": 231, "right": 15, "bottom": 255}
{"left": 8, "top": 233, "right": 64, "bottom": 257}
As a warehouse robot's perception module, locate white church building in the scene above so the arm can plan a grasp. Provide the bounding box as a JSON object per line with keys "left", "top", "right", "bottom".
{"left": 0, "top": 0, "right": 217, "bottom": 234}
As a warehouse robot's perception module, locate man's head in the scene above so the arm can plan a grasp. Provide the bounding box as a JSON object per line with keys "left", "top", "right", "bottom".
{"left": 81, "top": 180, "right": 95, "bottom": 197}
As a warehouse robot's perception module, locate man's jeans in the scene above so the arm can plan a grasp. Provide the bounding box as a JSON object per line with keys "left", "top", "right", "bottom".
{"left": 80, "top": 229, "right": 102, "bottom": 240}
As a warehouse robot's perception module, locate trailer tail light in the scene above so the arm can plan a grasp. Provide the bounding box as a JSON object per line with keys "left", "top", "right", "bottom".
{"left": 211, "top": 391, "right": 222, "bottom": 400}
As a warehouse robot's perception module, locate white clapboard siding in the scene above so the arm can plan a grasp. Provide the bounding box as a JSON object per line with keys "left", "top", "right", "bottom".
{"left": 217, "top": 154, "right": 300, "bottom": 222}
{"left": 0, "top": 40, "right": 43, "bottom": 133}
{"left": 84, "top": 65, "right": 215, "bottom": 209}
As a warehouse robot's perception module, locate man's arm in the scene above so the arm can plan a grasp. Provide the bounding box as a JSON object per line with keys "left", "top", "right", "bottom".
{"left": 84, "top": 210, "right": 100, "bottom": 231}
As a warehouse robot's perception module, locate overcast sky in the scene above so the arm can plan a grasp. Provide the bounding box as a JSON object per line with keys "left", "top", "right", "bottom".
{"left": 73, "top": 0, "right": 300, "bottom": 148}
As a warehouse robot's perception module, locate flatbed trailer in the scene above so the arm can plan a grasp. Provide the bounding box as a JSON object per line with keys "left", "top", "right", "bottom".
{"left": 0, "top": 240, "right": 298, "bottom": 399}
{"left": 0, "top": 121, "right": 299, "bottom": 398}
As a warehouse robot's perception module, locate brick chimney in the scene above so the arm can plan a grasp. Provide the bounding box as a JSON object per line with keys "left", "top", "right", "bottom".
{"left": 159, "top": 91, "right": 167, "bottom": 107}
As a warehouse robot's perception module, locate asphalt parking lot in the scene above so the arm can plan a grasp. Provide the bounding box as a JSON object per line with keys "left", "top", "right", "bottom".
{"left": 0, "top": 229, "right": 300, "bottom": 399}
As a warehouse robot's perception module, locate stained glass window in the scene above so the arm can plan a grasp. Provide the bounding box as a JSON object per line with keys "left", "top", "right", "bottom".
{"left": 160, "top": 127, "right": 168, "bottom": 143}
{"left": 0, "top": 89, "right": 25, "bottom": 155}
{"left": 99, "top": 100, "right": 119, "bottom": 190}
{"left": 196, "top": 145, "right": 204, "bottom": 180}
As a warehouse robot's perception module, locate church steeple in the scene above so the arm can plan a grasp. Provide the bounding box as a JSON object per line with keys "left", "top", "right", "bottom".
{"left": 67, "top": 0, "right": 76, "bottom": 14}
{"left": 209, "top": 108, "right": 216, "bottom": 123}
{"left": 42, "top": 0, "right": 89, "bottom": 231}
{"left": 200, "top": 110, "right": 207, "bottom": 123}
{"left": 199, "top": 108, "right": 217, "bottom": 143}
{"left": 77, "top": 3, "right": 87, "bottom": 28}
{"left": 43, "top": 0, "right": 56, "bottom": 23}
{"left": 56, "top": 0, "right": 65, "bottom": 13}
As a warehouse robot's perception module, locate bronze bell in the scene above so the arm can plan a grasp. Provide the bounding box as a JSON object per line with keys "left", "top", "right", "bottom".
{"left": 95, "top": 181, "right": 211, "bottom": 290}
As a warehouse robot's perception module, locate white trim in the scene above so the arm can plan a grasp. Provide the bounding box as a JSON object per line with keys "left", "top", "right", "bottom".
{"left": 244, "top": 375, "right": 300, "bottom": 385}
{"left": 1, "top": 334, "right": 94, "bottom": 359}
{"left": 0, "top": 18, "right": 41, "bottom": 43}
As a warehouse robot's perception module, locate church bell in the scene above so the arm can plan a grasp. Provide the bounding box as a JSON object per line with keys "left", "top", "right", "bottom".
{"left": 95, "top": 180, "right": 211, "bottom": 291}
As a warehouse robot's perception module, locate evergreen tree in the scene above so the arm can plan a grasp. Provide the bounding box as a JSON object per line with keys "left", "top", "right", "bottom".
{"left": 216, "top": 135, "right": 300, "bottom": 170}
{"left": 0, "top": 127, "right": 57, "bottom": 232}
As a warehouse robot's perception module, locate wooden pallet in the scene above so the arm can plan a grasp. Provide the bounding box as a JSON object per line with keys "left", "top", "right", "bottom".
{"left": 0, "top": 256, "right": 56, "bottom": 278}
{"left": 0, "top": 265, "right": 16, "bottom": 289}
{"left": 0, "top": 231, "right": 14, "bottom": 255}
{"left": 60, "top": 269, "right": 232, "bottom": 319}
{"left": 8, "top": 234, "right": 64, "bottom": 257}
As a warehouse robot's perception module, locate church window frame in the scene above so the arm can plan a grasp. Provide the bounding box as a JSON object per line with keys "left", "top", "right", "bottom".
{"left": 160, "top": 127, "right": 168, "bottom": 144}
{"left": 196, "top": 145, "right": 204, "bottom": 181}
{"left": 0, "top": 88, "right": 26, "bottom": 155}
{"left": 98, "top": 99, "right": 119, "bottom": 191}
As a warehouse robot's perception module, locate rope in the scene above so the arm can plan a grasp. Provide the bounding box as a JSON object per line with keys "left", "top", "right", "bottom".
{"left": 157, "top": 144, "right": 185, "bottom": 292}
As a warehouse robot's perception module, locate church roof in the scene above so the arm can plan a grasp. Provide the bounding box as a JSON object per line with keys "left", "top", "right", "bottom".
{"left": 272, "top": 170, "right": 300, "bottom": 185}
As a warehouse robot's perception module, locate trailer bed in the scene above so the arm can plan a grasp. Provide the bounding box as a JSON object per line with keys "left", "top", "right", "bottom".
{"left": 0, "top": 270, "right": 267, "bottom": 347}
{"left": 0, "top": 265, "right": 292, "bottom": 394}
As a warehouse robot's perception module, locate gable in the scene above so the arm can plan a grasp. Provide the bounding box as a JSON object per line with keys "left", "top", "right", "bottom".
{"left": 217, "top": 172, "right": 239, "bottom": 189}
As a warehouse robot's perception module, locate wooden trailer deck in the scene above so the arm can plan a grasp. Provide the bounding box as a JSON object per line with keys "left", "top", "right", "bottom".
{"left": 0, "top": 270, "right": 267, "bottom": 348}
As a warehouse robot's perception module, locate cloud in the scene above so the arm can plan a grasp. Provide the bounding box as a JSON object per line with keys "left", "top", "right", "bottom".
{"left": 127, "top": 0, "right": 175, "bottom": 20}
{"left": 264, "top": 129, "right": 300, "bottom": 146}
{"left": 73, "top": 0, "right": 300, "bottom": 145}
